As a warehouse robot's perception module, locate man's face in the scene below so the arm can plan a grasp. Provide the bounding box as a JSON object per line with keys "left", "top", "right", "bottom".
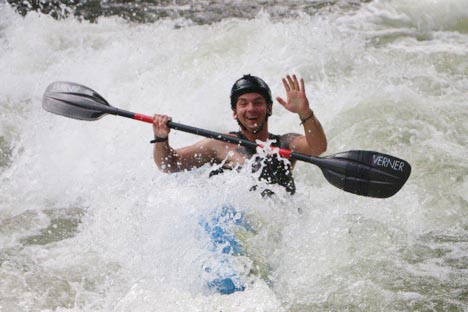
{"left": 233, "top": 93, "right": 271, "bottom": 133}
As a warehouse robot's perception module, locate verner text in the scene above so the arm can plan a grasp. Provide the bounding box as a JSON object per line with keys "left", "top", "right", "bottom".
{"left": 373, "top": 155, "right": 405, "bottom": 172}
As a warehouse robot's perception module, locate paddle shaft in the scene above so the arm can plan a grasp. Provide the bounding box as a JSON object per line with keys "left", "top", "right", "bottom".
{"left": 114, "top": 107, "right": 336, "bottom": 169}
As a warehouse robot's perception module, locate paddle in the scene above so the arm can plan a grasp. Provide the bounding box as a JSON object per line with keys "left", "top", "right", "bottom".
{"left": 42, "top": 81, "right": 411, "bottom": 198}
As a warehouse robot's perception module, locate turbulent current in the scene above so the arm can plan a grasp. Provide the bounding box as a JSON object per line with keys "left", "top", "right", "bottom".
{"left": 0, "top": 0, "right": 467, "bottom": 311}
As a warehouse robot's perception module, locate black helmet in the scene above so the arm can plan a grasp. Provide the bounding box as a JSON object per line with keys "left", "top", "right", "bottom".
{"left": 230, "top": 74, "right": 272, "bottom": 110}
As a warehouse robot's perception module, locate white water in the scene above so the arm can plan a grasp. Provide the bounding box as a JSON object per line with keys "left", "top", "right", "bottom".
{"left": 1, "top": 0, "right": 467, "bottom": 311}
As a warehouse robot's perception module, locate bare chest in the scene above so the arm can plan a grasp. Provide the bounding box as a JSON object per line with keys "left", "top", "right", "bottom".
{"left": 213, "top": 143, "right": 255, "bottom": 168}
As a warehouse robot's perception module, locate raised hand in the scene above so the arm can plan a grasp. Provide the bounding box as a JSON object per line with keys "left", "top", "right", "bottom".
{"left": 276, "top": 74, "right": 311, "bottom": 118}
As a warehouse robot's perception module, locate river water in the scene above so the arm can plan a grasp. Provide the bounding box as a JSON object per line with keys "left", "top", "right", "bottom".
{"left": 1, "top": 0, "right": 467, "bottom": 311}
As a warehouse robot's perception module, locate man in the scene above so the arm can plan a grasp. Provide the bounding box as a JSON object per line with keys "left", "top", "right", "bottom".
{"left": 151, "top": 74, "right": 327, "bottom": 194}
{"left": 153, "top": 74, "right": 327, "bottom": 294}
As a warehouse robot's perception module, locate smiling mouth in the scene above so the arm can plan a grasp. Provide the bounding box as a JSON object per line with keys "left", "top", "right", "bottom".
{"left": 236, "top": 116, "right": 265, "bottom": 134}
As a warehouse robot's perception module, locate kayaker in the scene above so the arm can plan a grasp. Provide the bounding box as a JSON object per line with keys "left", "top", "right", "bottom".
{"left": 151, "top": 74, "right": 327, "bottom": 194}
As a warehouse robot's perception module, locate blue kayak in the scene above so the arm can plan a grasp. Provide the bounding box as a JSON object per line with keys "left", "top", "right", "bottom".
{"left": 199, "top": 205, "right": 257, "bottom": 295}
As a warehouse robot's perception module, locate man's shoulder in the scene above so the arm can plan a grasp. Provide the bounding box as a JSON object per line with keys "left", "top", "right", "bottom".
{"left": 277, "top": 133, "right": 301, "bottom": 149}
{"left": 279, "top": 132, "right": 301, "bottom": 140}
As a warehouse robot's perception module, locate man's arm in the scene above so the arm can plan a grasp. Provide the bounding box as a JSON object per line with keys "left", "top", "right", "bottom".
{"left": 289, "top": 109, "right": 327, "bottom": 156}
{"left": 153, "top": 138, "right": 217, "bottom": 173}
{"left": 152, "top": 114, "right": 217, "bottom": 173}
{"left": 276, "top": 75, "right": 327, "bottom": 156}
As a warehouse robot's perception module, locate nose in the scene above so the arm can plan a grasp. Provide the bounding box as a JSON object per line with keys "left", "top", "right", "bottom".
{"left": 245, "top": 102, "right": 256, "bottom": 111}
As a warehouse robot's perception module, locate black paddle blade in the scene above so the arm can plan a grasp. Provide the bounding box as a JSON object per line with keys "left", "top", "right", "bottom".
{"left": 43, "top": 81, "right": 113, "bottom": 121}
{"left": 320, "top": 150, "right": 411, "bottom": 198}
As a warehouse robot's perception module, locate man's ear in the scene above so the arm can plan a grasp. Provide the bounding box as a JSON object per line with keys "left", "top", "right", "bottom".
{"left": 267, "top": 104, "right": 273, "bottom": 116}
{"left": 232, "top": 110, "right": 238, "bottom": 119}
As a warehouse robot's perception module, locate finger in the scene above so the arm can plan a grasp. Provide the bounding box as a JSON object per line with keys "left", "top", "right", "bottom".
{"left": 292, "top": 74, "right": 300, "bottom": 90}
{"left": 286, "top": 75, "right": 295, "bottom": 90}
{"left": 300, "top": 78, "right": 305, "bottom": 93}
{"left": 163, "top": 116, "right": 173, "bottom": 129}
{"left": 282, "top": 78, "right": 290, "bottom": 92}
{"left": 276, "top": 96, "right": 287, "bottom": 107}
{"left": 161, "top": 115, "right": 170, "bottom": 127}
{"left": 155, "top": 115, "right": 163, "bottom": 126}
{"left": 153, "top": 114, "right": 162, "bottom": 125}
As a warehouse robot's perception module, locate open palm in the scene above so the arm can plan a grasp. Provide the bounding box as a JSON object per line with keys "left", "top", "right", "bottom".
{"left": 276, "top": 74, "right": 310, "bottom": 116}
